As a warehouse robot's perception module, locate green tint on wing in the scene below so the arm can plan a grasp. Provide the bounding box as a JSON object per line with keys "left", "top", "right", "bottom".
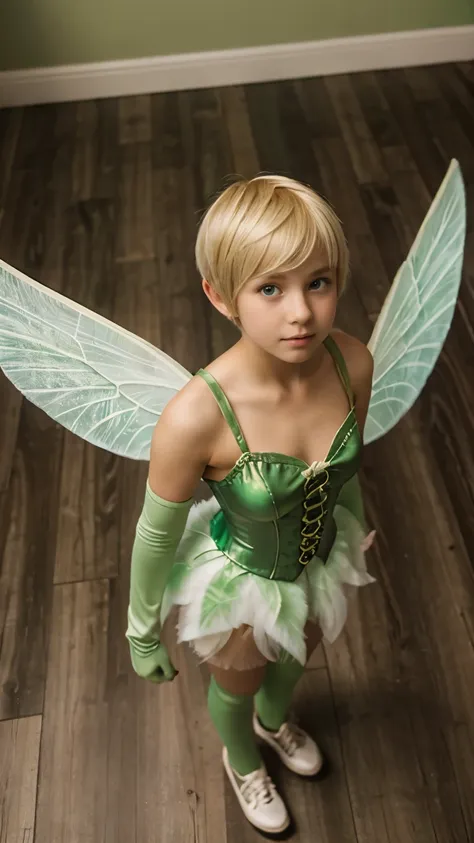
{"left": 364, "top": 160, "right": 466, "bottom": 445}
{"left": 0, "top": 260, "right": 192, "bottom": 460}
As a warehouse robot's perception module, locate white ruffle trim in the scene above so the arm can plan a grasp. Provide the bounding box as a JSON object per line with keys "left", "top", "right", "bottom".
{"left": 161, "top": 496, "right": 376, "bottom": 667}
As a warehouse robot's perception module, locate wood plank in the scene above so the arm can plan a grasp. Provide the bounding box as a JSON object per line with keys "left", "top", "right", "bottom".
{"left": 405, "top": 67, "right": 474, "bottom": 181}
{"left": 433, "top": 65, "right": 474, "bottom": 150}
{"left": 244, "top": 82, "right": 293, "bottom": 175}
{"left": 0, "top": 101, "right": 73, "bottom": 284}
{"left": 40, "top": 102, "right": 77, "bottom": 291}
{"left": 72, "top": 98, "right": 119, "bottom": 201}
{"left": 351, "top": 420, "right": 473, "bottom": 840}
{"left": 376, "top": 70, "right": 446, "bottom": 196}
{"left": 324, "top": 429, "right": 471, "bottom": 842}
{"left": 153, "top": 91, "right": 187, "bottom": 170}
{"left": 294, "top": 77, "right": 342, "bottom": 140}
{"left": 457, "top": 61, "right": 474, "bottom": 86}
{"left": 0, "top": 107, "right": 23, "bottom": 224}
{"left": 0, "top": 158, "right": 50, "bottom": 278}
{"left": 35, "top": 580, "right": 110, "bottom": 843}
{"left": 0, "top": 404, "right": 63, "bottom": 720}
{"left": 71, "top": 101, "right": 99, "bottom": 201}
{"left": 116, "top": 141, "right": 154, "bottom": 262}
{"left": 182, "top": 87, "right": 234, "bottom": 204}
{"left": 0, "top": 376, "right": 22, "bottom": 494}
{"left": 306, "top": 641, "right": 326, "bottom": 669}
{"left": 54, "top": 439, "right": 120, "bottom": 584}
{"left": 403, "top": 66, "right": 474, "bottom": 264}
{"left": 275, "top": 80, "right": 324, "bottom": 192}
{"left": 0, "top": 99, "right": 73, "bottom": 515}
{"left": 12, "top": 104, "right": 59, "bottom": 172}
{"left": 218, "top": 86, "right": 260, "bottom": 178}
{"left": 119, "top": 95, "right": 152, "bottom": 144}
{"left": 54, "top": 195, "right": 120, "bottom": 584}
{"left": 0, "top": 715, "right": 42, "bottom": 843}
{"left": 324, "top": 74, "right": 387, "bottom": 186}
{"left": 152, "top": 106, "right": 212, "bottom": 369}
{"left": 95, "top": 99, "right": 119, "bottom": 200}
{"left": 174, "top": 89, "right": 235, "bottom": 362}
{"left": 416, "top": 320, "right": 474, "bottom": 563}
{"left": 351, "top": 71, "right": 404, "bottom": 149}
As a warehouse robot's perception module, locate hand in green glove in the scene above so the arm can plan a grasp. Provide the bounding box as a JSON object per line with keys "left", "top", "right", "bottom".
{"left": 126, "top": 482, "right": 192, "bottom": 684}
{"left": 129, "top": 639, "right": 178, "bottom": 683}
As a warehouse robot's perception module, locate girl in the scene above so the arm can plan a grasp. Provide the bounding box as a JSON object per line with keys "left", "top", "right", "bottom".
{"left": 126, "top": 174, "right": 376, "bottom": 834}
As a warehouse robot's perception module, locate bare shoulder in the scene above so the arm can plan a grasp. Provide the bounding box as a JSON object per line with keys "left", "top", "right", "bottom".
{"left": 330, "top": 329, "right": 374, "bottom": 396}
{"left": 152, "top": 375, "right": 222, "bottom": 456}
{"left": 148, "top": 375, "right": 223, "bottom": 500}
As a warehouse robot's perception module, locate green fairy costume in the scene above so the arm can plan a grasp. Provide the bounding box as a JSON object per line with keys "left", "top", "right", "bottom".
{"left": 161, "top": 334, "right": 372, "bottom": 666}
{"left": 0, "top": 161, "right": 466, "bottom": 669}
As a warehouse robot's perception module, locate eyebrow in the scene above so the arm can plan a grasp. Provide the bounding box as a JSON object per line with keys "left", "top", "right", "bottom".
{"left": 267, "top": 265, "right": 333, "bottom": 280}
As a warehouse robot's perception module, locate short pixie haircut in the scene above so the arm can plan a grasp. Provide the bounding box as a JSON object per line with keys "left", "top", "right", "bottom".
{"left": 195, "top": 174, "right": 349, "bottom": 317}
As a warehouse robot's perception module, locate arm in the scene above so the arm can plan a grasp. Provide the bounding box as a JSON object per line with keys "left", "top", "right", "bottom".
{"left": 331, "top": 329, "right": 374, "bottom": 436}
{"left": 333, "top": 332, "right": 374, "bottom": 528}
{"left": 346, "top": 338, "right": 374, "bottom": 437}
{"left": 126, "top": 381, "right": 218, "bottom": 682}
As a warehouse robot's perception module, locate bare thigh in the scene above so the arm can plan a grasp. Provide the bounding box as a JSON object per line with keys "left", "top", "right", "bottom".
{"left": 208, "top": 625, "right": 267, "bottom": 694}
{"left": 210, "top": 662, "right": 267, "bottom": 695}
{"left": 208, "top": 622, "right": 324, "bottom": 695}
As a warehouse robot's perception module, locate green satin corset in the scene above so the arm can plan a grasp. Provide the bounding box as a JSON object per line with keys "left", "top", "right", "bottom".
{"left": 197, "top": 336, "right": 361, "bottom": 583}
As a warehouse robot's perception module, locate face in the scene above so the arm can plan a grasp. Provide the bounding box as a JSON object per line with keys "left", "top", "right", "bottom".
{"left": 233, "top": 245, "right": 338, "bottom": 363}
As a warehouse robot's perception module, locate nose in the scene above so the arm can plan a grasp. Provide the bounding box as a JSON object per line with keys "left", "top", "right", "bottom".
{"left": 286, "top": 291, "right": 313, "bottom": 325}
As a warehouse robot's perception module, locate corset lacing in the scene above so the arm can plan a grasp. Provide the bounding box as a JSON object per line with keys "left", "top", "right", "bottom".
{"left": 299, "top": 462, "right": 330, "bottom": 566}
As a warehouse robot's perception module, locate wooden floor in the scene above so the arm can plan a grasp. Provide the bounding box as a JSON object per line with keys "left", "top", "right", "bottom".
{"left": 0, "top": 61, "right": 473, "bottom": 843}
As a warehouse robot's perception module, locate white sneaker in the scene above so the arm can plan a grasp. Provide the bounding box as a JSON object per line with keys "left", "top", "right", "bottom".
{"left": 253, "top": 713, "right": 324, "bottom": 777}
{"left": 222, "top": 747, "right": 290, "bottom": 834}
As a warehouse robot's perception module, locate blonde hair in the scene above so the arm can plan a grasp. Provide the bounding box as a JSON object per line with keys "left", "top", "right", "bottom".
{"left": 195, "top": 174, "right": 349, "bottom": 317}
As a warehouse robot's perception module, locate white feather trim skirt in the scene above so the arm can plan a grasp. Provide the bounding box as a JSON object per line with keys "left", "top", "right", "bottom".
{"left": 161, "top": 497, "right": 376, "bottom": 670}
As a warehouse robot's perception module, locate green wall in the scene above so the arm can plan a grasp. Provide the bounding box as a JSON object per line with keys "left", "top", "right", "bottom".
{"left": 1, "top": 0, "right": 473, "bottom": 71}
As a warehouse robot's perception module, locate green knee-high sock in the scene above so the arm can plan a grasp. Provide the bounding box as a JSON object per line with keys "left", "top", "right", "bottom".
{"left": 254, "top": 656, "right": 305, "bottom": 732}
{"left": 207, "top": 677, "right": 262, "bottom": 776}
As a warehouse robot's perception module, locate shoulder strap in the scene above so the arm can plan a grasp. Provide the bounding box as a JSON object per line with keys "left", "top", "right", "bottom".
{"left": 324, "top": 335, "right": 354, "bottom": 405}
{"left": 195, "top": 369, "right": 249, "bottom": 453}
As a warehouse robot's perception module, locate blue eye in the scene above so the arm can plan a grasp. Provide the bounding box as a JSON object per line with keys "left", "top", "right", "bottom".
{"left": 260, "top": 284, "right": 279, "bottom": 297}
{"left": 310, "top": 277, "right": 330, "bottom": 290}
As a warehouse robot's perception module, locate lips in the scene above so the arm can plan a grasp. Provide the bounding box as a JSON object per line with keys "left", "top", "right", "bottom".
{"left": 283, "top": 334, "right": 314, "bottom": 340}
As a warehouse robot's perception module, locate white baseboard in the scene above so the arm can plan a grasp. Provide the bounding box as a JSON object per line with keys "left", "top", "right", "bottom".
{"left": 1, "top": 26, "right": 473, "bottom": 108}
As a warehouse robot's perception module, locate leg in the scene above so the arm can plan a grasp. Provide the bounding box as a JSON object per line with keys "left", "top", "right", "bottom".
{"left": 207, "top": 630, "right": 267, "bottom": 777}
{"left": 252, "top": 623, "right": 324, "bottom": 777}
{"left": 255, "top": 622, "right": 323, "bottom": 731}
{"left": 208, "top": 658, "right": 290, "bottom": 833}
{"left": 210, "top": 662, "right": 266, "bottom": 696}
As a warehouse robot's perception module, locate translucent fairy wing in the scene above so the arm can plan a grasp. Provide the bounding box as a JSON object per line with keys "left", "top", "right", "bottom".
{"left": 364, "top": 159, "right": 466, "bottom": 445}
{"left": 0, "top": 260, "right": 192, "bottom": 460}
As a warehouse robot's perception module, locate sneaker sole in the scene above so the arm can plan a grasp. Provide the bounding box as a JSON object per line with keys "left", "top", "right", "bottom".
{"left": 253, "top": 715, "right": 324, "bottom": 777}
{"left": 222, "top": 748, "right": 290, "bottom": 835}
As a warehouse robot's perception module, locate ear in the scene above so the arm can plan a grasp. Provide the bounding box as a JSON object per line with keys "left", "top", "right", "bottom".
{"left": 201, "top": 279, "right": 235, "bottom": 321}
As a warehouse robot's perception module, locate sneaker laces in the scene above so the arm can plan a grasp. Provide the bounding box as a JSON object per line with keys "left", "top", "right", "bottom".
{"left": 277, "top": 723, "right": 305, "bottom": 757}
{"left": 240, "top": 768, "right": 276, "bottom": 808}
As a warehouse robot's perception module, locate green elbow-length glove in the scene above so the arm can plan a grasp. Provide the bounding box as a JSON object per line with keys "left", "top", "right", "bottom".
{"left": 126, "top": 482, "right": 193, "bottom": 683}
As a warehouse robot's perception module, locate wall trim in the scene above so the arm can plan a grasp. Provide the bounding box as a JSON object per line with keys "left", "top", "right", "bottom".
{"left": 1, "top": 26, "right": 473, "bottom": 108}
